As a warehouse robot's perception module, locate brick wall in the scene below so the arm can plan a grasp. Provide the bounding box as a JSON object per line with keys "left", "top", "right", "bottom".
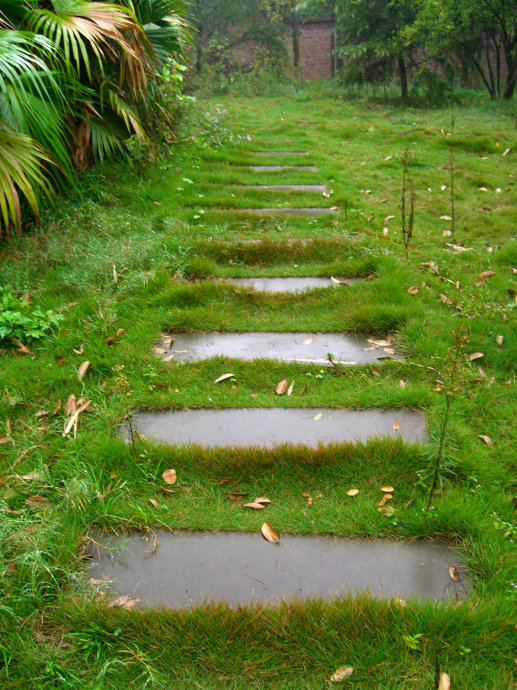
{"left": 297, "top": 18, "right": 335, "bottom": 80}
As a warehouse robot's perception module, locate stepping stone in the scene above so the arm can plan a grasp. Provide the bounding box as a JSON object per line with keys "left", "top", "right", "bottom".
{"left": 127, "top": 408, "right": 427, "bottom": 447}
{"left": 157, "top": 332, "right": 397, "bottom": 364}
{"left": 261, "top": 139, "right": 294, "bottom": 143}
{"left": 242, "top": 184, "right": 327, "bottom": 192}
{"left": 87, "top": 531, "right": 467, "bottom": 608}
{"left": 251, "top": 151, "right": 310, "bottom": 156}
{"left": 223, "top": 277, "right": 355, "bottom": 293}
{"left": 248, "top": 165, "right": 318, "bottom": 172}
{"left": 236, "top": 207, "right": 338, "bottom": 217}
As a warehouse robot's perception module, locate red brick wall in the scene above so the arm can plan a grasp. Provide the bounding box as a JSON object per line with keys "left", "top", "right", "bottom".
{"left": 298, "top": 18, "right": 335, "bottom": 80}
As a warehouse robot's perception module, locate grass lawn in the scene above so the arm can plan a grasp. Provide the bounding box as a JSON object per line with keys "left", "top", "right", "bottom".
{"left": 0, "top": 95, "right": 516, "bottom": 688}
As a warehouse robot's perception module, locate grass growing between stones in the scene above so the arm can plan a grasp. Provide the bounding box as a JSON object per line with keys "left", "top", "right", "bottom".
{"left": 0, "top": 95, "right": 516, "bottom": 687}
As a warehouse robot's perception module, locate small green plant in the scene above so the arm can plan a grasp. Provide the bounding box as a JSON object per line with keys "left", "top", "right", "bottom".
{"left": 0, "top": 289, "right": 63, "bottom": 344}
{"left": 403, "top": 633, "right": 424, "bottom": 650}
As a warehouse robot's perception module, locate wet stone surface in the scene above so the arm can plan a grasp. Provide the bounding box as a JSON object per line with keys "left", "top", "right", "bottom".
{"left": 248, "top": 165, "right": 318, "bottom": 172}
{"left": 223, "top": 277, "right": 355, "bottom": 293}
{"left": 241, "top": 184, "right": 327, "bottom": 192}
{"left": 87, "top": 531, "right": 467, "bottom": 608}
{"left": 126, "top": 408, "right": 427, "bottom": 448}
{"left": 236, "top": 207, "right": 338, "bottom": 217}
{"left": 157, "top": 331, "right": 397, "bottom": 364}
{"left": 252, "top": 151, "right": 310, "bottom": 156}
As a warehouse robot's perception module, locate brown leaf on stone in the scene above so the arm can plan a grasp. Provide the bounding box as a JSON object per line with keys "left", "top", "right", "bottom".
{"left": 392, "top": 420, "right": 399, "bottom": 430}
{"left": 276, "top": 378, "right": 288, "bottom": 395}
{"left": 330, "top": 276, "right": 342, "bottom": 284}
{"left": 214, "top": 373, "right": 235, "bottom": 384}
{"left": 303, "top": 336, "right": 314, "bottom": 345}
{"left": 449, "top": 566, "right": 461, "bottom": 582}
{"left": 261, "top": 521, "right": 280, "bottom": 543}
{"left": 107, "top": 595, "right": 140, "bottom": 610}
{"left": 438, "top": 672, "right": 451, "bottom": 690}
{"left": 64, "top": 394, "right": 77, "bottom": 416}
{"left": 243, "top": 501, "right": 265, "bottom": 510}
{"left": 25, "top": 495, "right": 50, "bottom": 508}
{"left": 330, "top": 666, "right": 354, "bottom": 682}
{"left": 407, "top": 285, "right": 419, "bottom": 295}
{"left": 468, "top": 352, "right": 484, "bottom": 362}
{"left": 162, "top": 469, "right": 177, "bottom": 484}
{"left": 148, "top": 498, "right": 159, "bottom": 508}
{"left": 478, "top": 434, "right": 492, "bottom": 445}
{"left": 347, "top": 488, "right": 359, "bottom": 497}
{"left": 78, "top": 360, "right": 90, "bottom": 381}
{"left": 54, "top": 355, "right": 66, "bottom": 367}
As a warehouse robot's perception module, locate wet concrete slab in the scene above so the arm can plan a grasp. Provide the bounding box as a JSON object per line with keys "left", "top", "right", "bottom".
{"left": 87, "top": 531, "right": 467, "bottom": 608}
{"left": 252, "top": 151, "right": 310, "bottom": 156}
{"left": 157, "top": 331, "right": 397, "bottom": 365}
{"left": 248, "top": 165, "right": 318, "bottom": 172}
{"left": 128, "top": 408, "right": 427, "bottom": 448}
{"left": 242, "top": 184, "right": 327, "bottom": 192}
{"left": 236, "top": 207, "right": 339, "bottom": 217}
{"left": 223, "top": 277, "right": 355, "bottom": 293}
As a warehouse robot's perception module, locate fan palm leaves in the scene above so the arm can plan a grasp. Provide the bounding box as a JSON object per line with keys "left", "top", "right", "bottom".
{"left": 0, "top": 0, "right": 191, "bottom": 236}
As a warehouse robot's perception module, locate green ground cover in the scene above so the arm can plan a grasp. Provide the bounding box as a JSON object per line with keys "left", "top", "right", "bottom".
{"left": 0, "top": 96, "right": 516, "bottom": 687}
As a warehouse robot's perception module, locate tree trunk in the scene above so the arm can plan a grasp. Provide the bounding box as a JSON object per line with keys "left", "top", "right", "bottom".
{"left": 502, "top": 46, "right": 516, "bottom": 99}
{"left": 397, "top": 54, "right": 408, "bottom": 103}
{"left": 290, "top": 0, "right": 301, "bottom": 80}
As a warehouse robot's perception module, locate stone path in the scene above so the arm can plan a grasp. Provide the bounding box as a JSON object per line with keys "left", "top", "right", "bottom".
{"left": 88, "top": 126, "right": 467, "bottom": 608}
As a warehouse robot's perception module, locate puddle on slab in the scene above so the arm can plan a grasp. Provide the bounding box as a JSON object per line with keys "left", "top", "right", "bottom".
{"left": 126, "top": 408, "right": 427, "bottom": 447}
{"left": 86, "top": 531, "right": 467, "bottom": 608}
{"left": 247, "top": 165, "right": 318, "bottom": 172}
{"left": 241, "top": 184, "right": 327, "bottom": 192}
{"left": 235, "top": 207, "right": 339, "bottom": 217}
{"left": 157, "top": 331, "right": 397, "bottom": 364}
{"left": 222, "top": 277, "right": 355, "bottom": 293}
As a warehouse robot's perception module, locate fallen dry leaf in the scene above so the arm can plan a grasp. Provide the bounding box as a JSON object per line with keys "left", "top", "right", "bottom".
{"left": 439, "top": 293, "right": 452, "bottom": 304}
{"left": 106, "top": 595, "right": 140, "bottom": 610}
{"left": 392, "top": 420, "right": 399, "bottom": 430}
{"left": 261, "top": 521, "right": 280, "bottom": 543}
{"left": 287, "top": 380, "right": 295, "bottom": 396}
{"left": 25, "top": 495, "right": 50, "bottom": 508}
{"left": 214, "top": 373, "right": 235, "bottom": 384}
{"left": 64, "top": 394, "right": 77, "bottom": 416}
{"left": 442, "top": 229, "right": 452, "bottom": 237}
{"left": 448, "top": 566, "right": 461, "bottom": 582}
{"left": 116, "top": 328, "right": 126, "bottom": 337}
{"left": 400, "top": 379, "right": 407, "bottom": 389}
{"left": 73, "top": 343, "right": 84, "bottom": 355}
{"left": 162, "top": 469, "right": 177, "bottom": 484}
{"left": 330, "top": 666, "right": 354, "bottom": 682}
{"left": 51, "top": 400, "right": 61, "bottom": 416}
{"left": 54, "top": 355, "right": 66, "bottom": 367}
{"left": 254, "top": 497, "right": 272, "bottom": 505}
{"left": 0, "top": 435, "right": 10, "bottom": 444}
{"left": 104, "top": 336, "right": 119, "bottom": 346}
{"left": 78, "top": 361, "right": 90, "bottom": 381}
{"left": 503, "top": 148, "right": 511, "bottom": 157}
{"left": 35, "top": 410, "right": 48, "bottom": 418}
{"left": 302, "top": 336, "right": 314, "bottom": 345}
{"left": 367, "top": 337, "right": 392, "bottom": 347}
{"left": 330, "top": 276, "right": 342, "bottom": 284}
{"left": 407, "top": 285, "right": 419, "bottom": 295}
{"left": 381, "top": 486, "right": 394, "bottom": 493}
{"left": 468, "top": 352, "right": 484, "bottom": 362}
{"left": 347, "top": 488, "right": 359, "bottom": 497}
{"left": 438, "top": 672, "right": 451, "bottom": 690}
{"left": 477, "top": 270, "right": 496, "bottom": 281}
{"left": 148, "top": 498, "right": 159, "bottom": 508}
{"left": 243, "top": 501, "right": 265, "bottom": 510}
{"left": 496, "top": 335, "right": 503, "bottom": 346}
{"left": 371, "top": 367, "right": 381, "bottom": 377}
{"left": 478, "top": 435, "right": 492, "bottom": 445}
{"left": 440, "top": 215, "right": 453, "bottom": 221}
{"left": 276, "top": 379, "right": 288, "bottom": 395}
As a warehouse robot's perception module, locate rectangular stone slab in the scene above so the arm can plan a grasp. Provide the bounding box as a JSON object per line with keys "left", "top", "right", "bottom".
{"left": 157, "top": 332, "right": 397, "bottom": 365}
{"left": 128, "top": 408, "right": 427, "bottom": 447}
{"left": 236, "top": 207, "right": 338, "bottom": 217}
{"left": 224, "top": 277, "right": 355, "bottom": 293}
{"left": 87, "top": 531, "right": 467, "bottom": 608}
{"left": 242, "top": 184, "right": 327, "bottom": 192}
{"left": 251, "top": 151, "right": 310, "bottom": 156}
{"left": 248, "top": 165, "right": 318, "bottom": 172}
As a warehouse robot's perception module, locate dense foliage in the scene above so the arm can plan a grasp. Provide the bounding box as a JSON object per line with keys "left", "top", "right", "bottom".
{"left": 0, "top": 0, "right": 191, "bottom": 236}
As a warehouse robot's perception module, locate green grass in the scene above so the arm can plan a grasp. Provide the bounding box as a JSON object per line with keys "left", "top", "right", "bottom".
{"left": 0, "top": 95, "right": 516, "bottom": 688}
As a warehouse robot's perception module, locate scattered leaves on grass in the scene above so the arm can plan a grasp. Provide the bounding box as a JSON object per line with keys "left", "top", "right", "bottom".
{"left": 478, "top": 435, "right": 492, "bottom": 445}
{"left": 276, "top": 379, "right": 288, "bottom": 395}
{"left": 438, "top": 672, "right": 451, "bottom": 690}
{"left": 162, "top": 469, "right": 177, "bottom": 484}
{"left": 347, "top": 488, "right": 359, "bottom": 497}
{"left": 214, "top": 373, "right": 235, "bottom": 384}
{"left": 449, "top": 566, "right": 461, "bottom": 582}
{"left": 78, "top": 361, "right": 90, "bottom": 381}
{"left": 261, "top": 521, "right": 280, "bottom": 542}
{"left": 330, "top": 666, "right": 354, "bottom": 682}
{"left": 64, "top": 394, "right": 77, "bottom": 416}
{"left": 468, "top": 352, "right": 484, "bottom": 362}
{"left": 407, "top": 285, "right": 419, "bottom": 295}
{"left": 54, "top": 355, "right": 66, "bottom": 367}
{"left": 25, "top": 495, "right": 50, "bottom": 508}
